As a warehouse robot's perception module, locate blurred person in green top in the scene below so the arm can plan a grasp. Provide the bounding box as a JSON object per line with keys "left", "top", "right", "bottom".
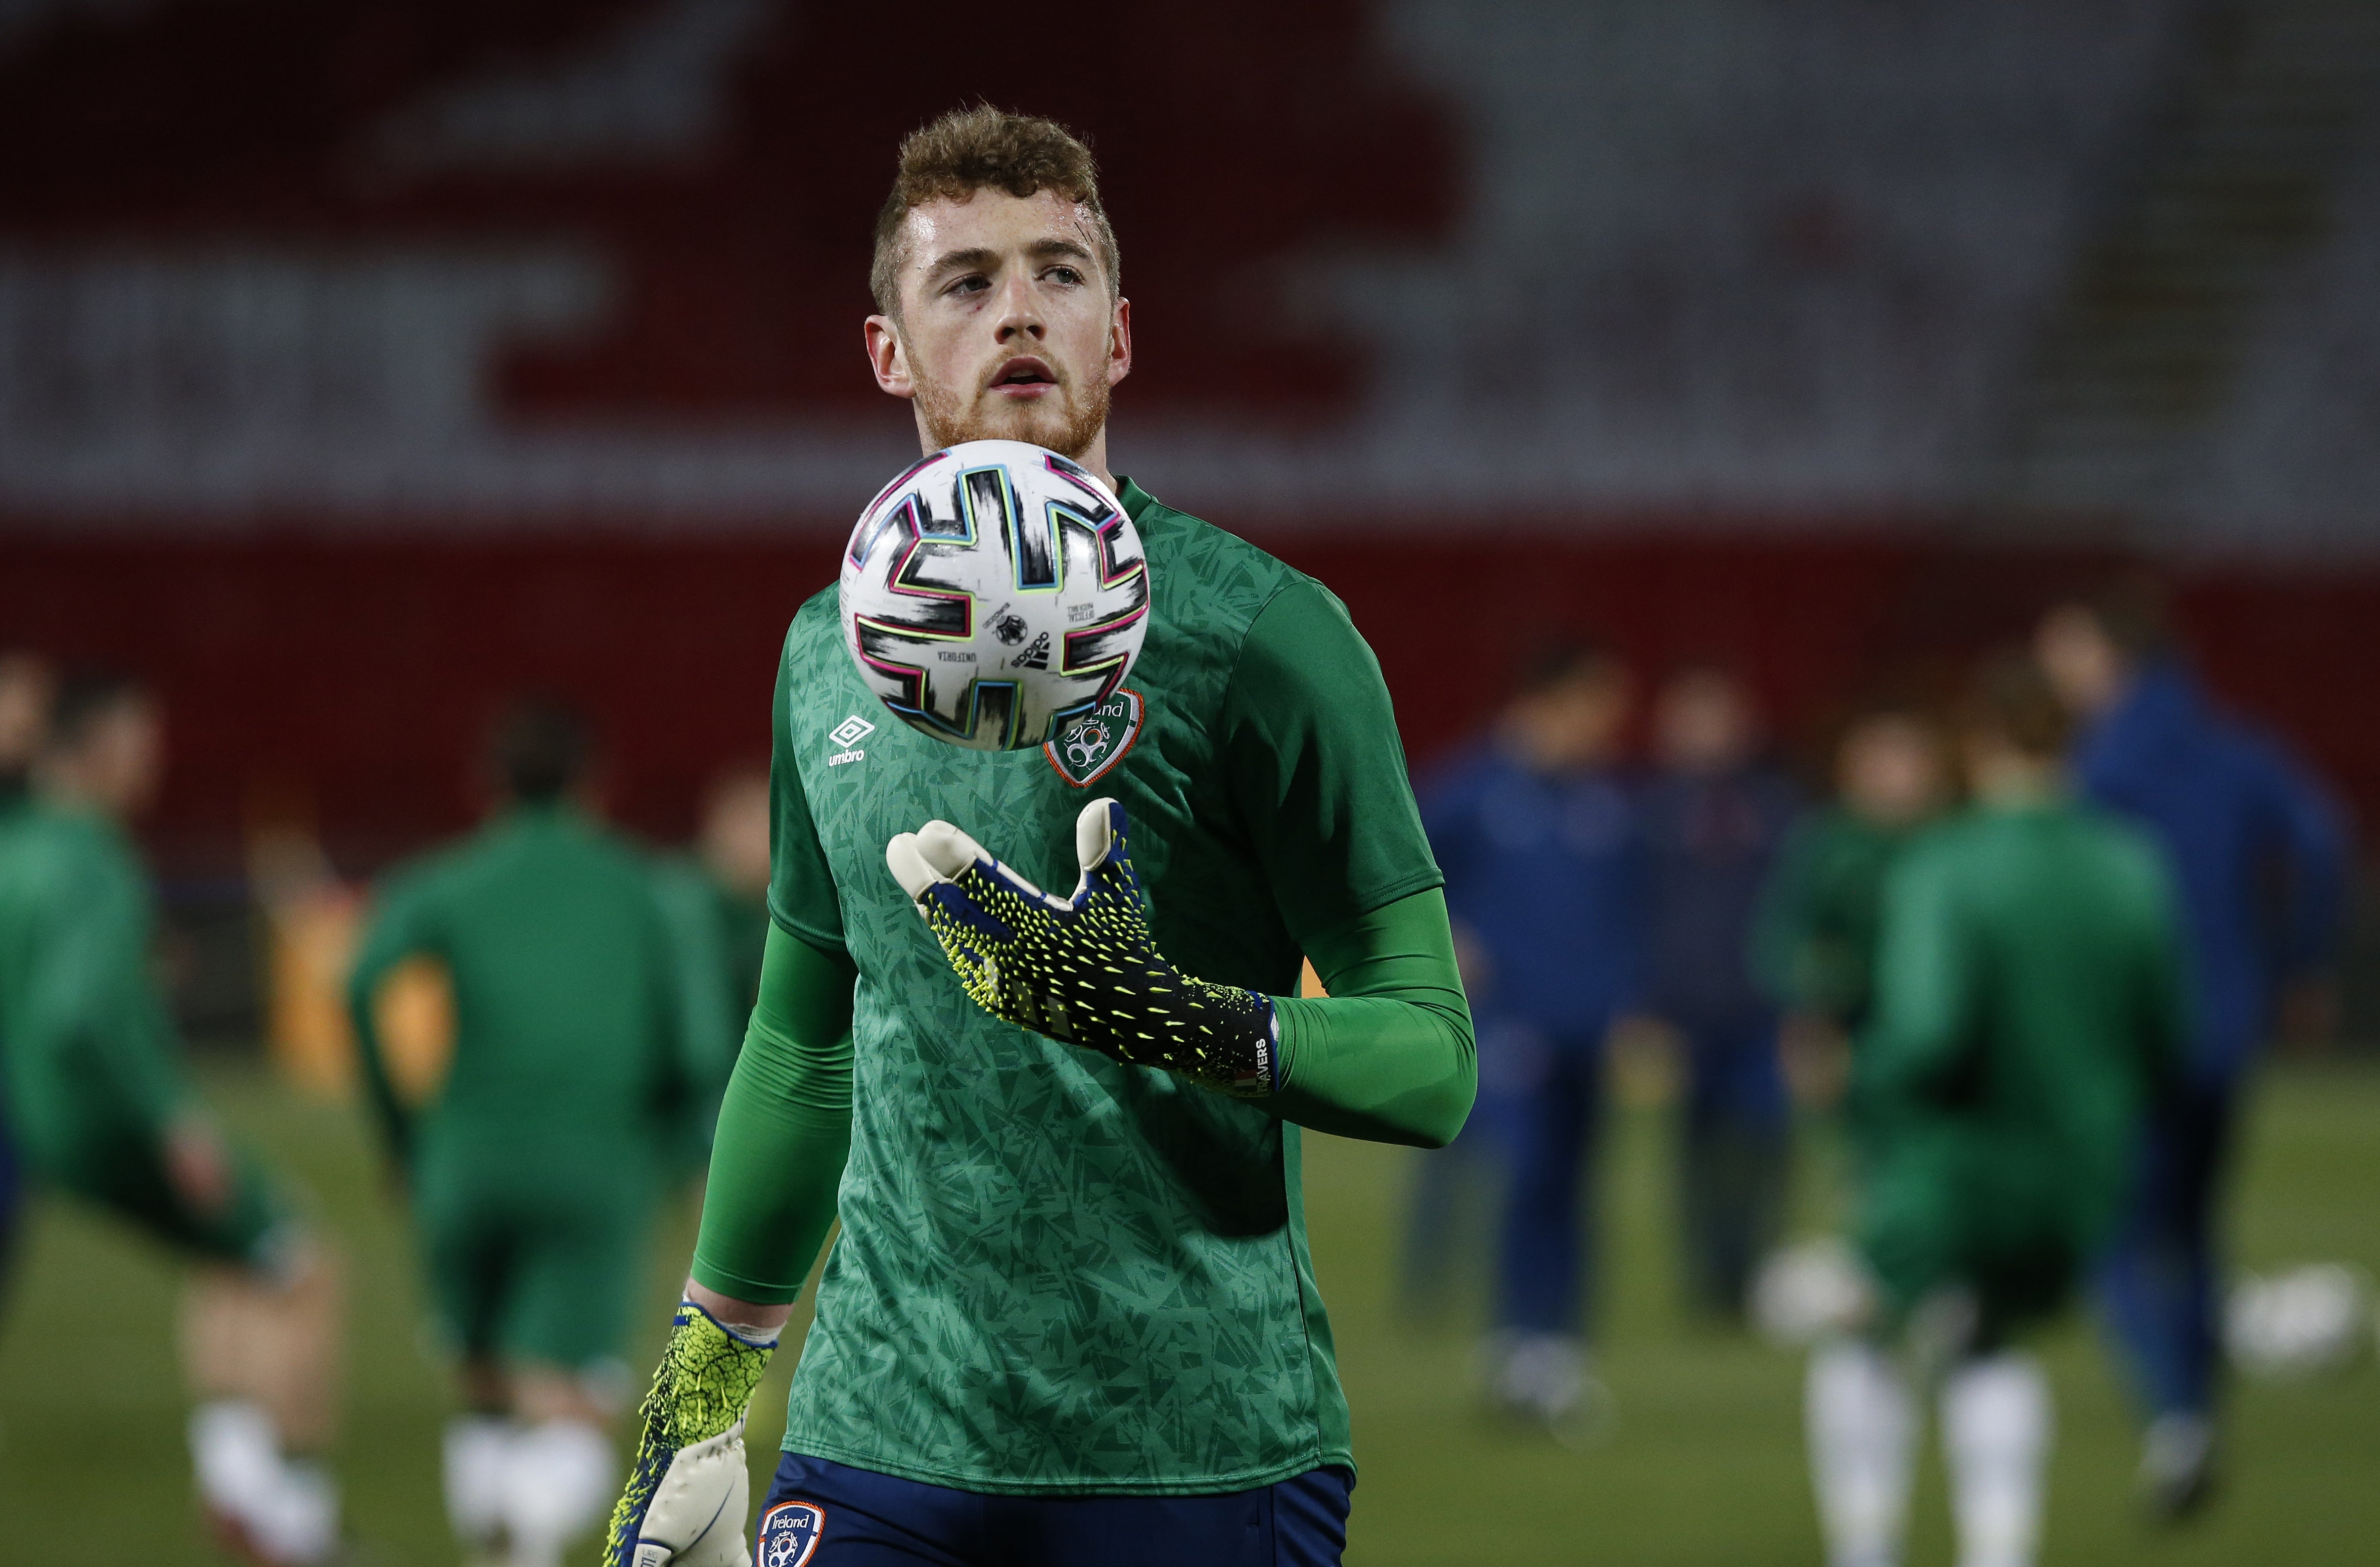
{"left": 0, "top": 651, "right": 51, "bottom": 1299}
{"left": 0, "top": 669, "right": 345, "bottom": 1564}
{"left": 1754, "top": 704, "right": 1953, "bottom": 1103}
{"left": 647, "top": 765, "right": 774, "bottom": 1164}
{"left": 1804, "top": 656, "right": 2186, "bottom": 1567}
{"left": 347, "top": 699, "right": 694, "bottom": 1567}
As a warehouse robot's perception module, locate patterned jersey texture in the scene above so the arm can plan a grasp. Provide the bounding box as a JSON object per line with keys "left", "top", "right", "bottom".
{"left": 761, "top": 478, "right": 1441, "bottom": 1493}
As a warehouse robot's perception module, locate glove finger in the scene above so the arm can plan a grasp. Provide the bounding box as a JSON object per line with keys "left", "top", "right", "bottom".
{"left": 886, "top": 831, "right": 944, "bottom": 903}
{"left": 914, "top": 821, "right": 1065, "bottom": 912}
{"left": 1073, "top": 797, "right": 1124, "bottom": 873}
{"left": 1072, "top": 797, "right": 1139, "bottom": 909}
{"left": 912, "top": 819, "right": 993, "bottom": 878}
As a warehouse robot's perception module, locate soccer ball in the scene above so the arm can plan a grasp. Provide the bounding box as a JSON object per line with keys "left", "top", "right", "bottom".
{"left": 838, "top": 440, "right": 1151, "bottom": 751}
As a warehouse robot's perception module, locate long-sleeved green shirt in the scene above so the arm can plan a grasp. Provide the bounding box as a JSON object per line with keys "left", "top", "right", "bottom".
{"left": 689, "top": 478, "right": 1476, "bottom": 1494}
{"left": 1856, "top": 797, "right": 2188, "bottom": 1250}
{"left": 345, "top": 804, "right": 691, "bottom": 1173}
{"left": 0, "top": 800, "right": 195, "bottom": 1169}
{"left": 1752, "top": 805, "right": 1918, "bottom": 1029}
{"left": 692, "top": 885, "right": 1474, "bottom": 1306}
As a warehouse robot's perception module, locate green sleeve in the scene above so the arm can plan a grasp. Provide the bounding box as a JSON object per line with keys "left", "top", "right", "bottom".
{"left": 1222, "top": 579, "right": 1444, "bottom": 939}
{"left": 766, "top": 615, "right": 848, "bottom": 952}
{"left": 1750, "top": 818, "right": 1825, "bottom": 1010}
{"left": 26, "top": 830, "right": 191, "bottom": 1125}
{"left": 1270, "top": 887, "right": 1476, "bottom": 1148}
{"left": 688, "top": 921, "right": 857, "bottom": 1303}
{"left": 1857, "top": 848, "right": 1974, "bottom": 1109}
{"left": 344, "top": 872, "right": 438, "bottom": 1165}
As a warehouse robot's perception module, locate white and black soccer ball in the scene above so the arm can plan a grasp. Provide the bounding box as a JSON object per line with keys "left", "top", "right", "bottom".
{"left": 838, "top": 440, "right": 1151, "bottom": 751}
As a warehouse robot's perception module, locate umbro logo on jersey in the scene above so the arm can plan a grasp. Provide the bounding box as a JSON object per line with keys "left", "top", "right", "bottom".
{"left": 827, "top": 713, "right": 873, "bottom": 767}
{"left": 1046, "top": 689, "right": 1144, "bottom": 786}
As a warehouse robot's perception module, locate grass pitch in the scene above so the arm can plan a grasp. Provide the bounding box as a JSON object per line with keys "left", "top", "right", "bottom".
{"left": 0, "top": 1060, "right": 2373, "bottom": 1564}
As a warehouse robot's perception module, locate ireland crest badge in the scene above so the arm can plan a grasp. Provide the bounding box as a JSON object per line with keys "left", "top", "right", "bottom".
{"left": 757, "top": 1499, "right": 825, "bottom": 1567}
{"left": 1045, "top": 689, "right": 1145, "bottom": 786}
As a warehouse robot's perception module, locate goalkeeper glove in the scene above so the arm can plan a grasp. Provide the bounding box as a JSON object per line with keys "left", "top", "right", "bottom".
{"left": 885, "top": 796, "right": 1278, "bottom": 1097}
{"left": 604, "top": 1300, "right": 777, "bottom": 1567}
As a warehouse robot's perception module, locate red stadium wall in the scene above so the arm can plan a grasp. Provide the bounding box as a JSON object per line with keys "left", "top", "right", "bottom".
{"left": 0, "top": 523, "right": 2369, "bottom": 874}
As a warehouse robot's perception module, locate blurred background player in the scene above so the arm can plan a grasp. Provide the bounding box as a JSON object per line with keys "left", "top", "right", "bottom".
{"left": 1806, "top": 654, "right": 2186, "bottom": 1567}
{"left": 0, "top": 651, "right": 51, "bottom": 1301}
{"left": 0, "top": 669, "right": 344, "bottom": 1563}
{"left": 346, "top": 699, "right": 695, "bottom": 1567}
{"left": 1416, "top": 640, "right": 1641, "bottom": 1434}
{"left": 1639, "top": 663, "right": 1799, "bottom": 1322}
{"left": 647, "top": 765, "right": 774, "bottom": 1166}
{"left": 2034, "top": 584, "right": 2350, "bottom": 1516}
{"left": 1756, "top": 705, "right": 1956, "bottom": 1100}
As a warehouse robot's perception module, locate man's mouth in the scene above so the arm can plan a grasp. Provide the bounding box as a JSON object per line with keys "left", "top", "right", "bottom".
{"left": 990, "top": 358, "right": 1058, "bottom": 396}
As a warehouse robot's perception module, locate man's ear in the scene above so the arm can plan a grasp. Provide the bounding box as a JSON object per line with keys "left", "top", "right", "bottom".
{"left": 1106, "top": 295, "right": 1133, "bottom": 388}
{"left": 865, "top": 314, "right": 915, "bottom": 400}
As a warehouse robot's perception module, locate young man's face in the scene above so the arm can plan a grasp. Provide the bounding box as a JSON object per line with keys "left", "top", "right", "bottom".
{"left": 2034, "top": 605, "right": 2129, "bottom": 719}
{"left": 1838, "top": 714, "right": 1945, "bottom": 829}
{"left": 1653, "top": 669, "right": 1754, "bottom": 774}
{"left": 65, "top": 697, "right": 163, "bottom": 818}
{"left": 1506, "top": 664, "right": 1631, "bottom": 773}
{"left": 866, "top": 189, "right": 1132, "bottom": 469}
{"left": 0, "top": 656, "right": 51, "bottom": 773}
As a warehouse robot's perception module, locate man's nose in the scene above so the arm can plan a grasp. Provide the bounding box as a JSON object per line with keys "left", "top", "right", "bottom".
{"left": 995, "top": 272, "right": 1045, "bottom": 341}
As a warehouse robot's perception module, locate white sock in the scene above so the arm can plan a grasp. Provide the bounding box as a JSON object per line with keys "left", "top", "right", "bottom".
{"left": 248, "top": 1457, "right": 340, "bottom": 1565}
{"left": 1941, "top": 1352, "right": 2051, "bottom": 1567}
{"left": 501, "top": 1418, "right": 617, "bottom": 1567}
{"left": 445, "top": 1414, "right": 515, "bottom": 1548}
{"left": 1807, "top": 1340, "right": 1915, "bottom": 1567}
{"left": 190, "top": 1399, "right": 281, "bottom": 1521}
{"left": 190, "top": 1400, "right": 339, "bottom": 1564}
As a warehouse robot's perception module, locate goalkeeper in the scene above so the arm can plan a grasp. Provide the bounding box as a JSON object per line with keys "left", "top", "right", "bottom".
{"left": 607, "top": 107, "right": 1474, "bottom": 1567}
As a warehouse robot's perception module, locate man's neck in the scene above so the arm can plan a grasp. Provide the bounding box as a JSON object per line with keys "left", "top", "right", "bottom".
{"left": 913, "top": 427, "right": 1114, "bottom": 497}
{"left": 1973, "top": 763, "right": 2062, "bottom": 810}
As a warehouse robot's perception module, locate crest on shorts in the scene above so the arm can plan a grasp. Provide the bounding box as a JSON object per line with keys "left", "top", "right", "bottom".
{"left": 758, "top": 1500, "right": 825, "bottom": 1567}
{"left": 1045, "top": 688, "right": 1144, "bottom": 786}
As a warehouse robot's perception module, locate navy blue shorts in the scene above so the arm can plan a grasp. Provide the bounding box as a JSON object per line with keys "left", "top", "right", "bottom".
{"left": 756, "top": 1452, "right": 1353, "bottom": 1567}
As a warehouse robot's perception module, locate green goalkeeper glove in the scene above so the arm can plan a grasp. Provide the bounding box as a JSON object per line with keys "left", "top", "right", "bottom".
{"left": 885, "top": 796, "right": 1278, "bottom": 1096}
{"left": 604, "top": 1300, "right": 777, "bottom": 1567}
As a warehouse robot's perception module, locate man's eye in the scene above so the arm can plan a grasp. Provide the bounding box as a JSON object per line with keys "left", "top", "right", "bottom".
{"left": 948, "top": 276, "right": 989, "bottom": 297}
{"left": 1047, "top": 267, "right": 1084, "bottom": 286}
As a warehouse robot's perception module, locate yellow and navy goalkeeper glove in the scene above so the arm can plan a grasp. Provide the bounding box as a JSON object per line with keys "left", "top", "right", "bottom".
{"left": 887, "top": 797, "right": 1278, "bottom": 1097}
{"left": 604, "top": 1300, "right": 777, "bottom": 1567}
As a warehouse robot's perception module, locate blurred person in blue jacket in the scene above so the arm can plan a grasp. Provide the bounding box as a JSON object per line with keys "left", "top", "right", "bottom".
{"left": 1413, "top": 640, "right": 1642, "bottom": 1437}
{"left": 1641, "top": 664, "right": 1800, "bottom": 1322}
{"left": 2036, "top": 584, "right": 2350, "bottom": 1519}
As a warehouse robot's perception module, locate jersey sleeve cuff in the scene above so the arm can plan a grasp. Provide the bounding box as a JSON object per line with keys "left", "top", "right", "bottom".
{"left": 766, "top": 899, "right": 848, "bottom": 956}
{"left": 688, "top": 1253, "right": 809, "bottom": 1309}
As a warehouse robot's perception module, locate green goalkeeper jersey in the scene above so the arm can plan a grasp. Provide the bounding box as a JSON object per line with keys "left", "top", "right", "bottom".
{"left": 751, "top": 478, "right": 1442, "bottom": 1495}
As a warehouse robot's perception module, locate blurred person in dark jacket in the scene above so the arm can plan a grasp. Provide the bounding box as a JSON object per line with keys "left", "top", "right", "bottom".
{"left": 2036, "top": 583, "right": 2350, "bottom": 1518}
{"left": 1413, "top": 640, "right": 1642, "bottom": 1438}
{"left": 1640, "top": 664, "right": 1800, "bottom": 1320}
